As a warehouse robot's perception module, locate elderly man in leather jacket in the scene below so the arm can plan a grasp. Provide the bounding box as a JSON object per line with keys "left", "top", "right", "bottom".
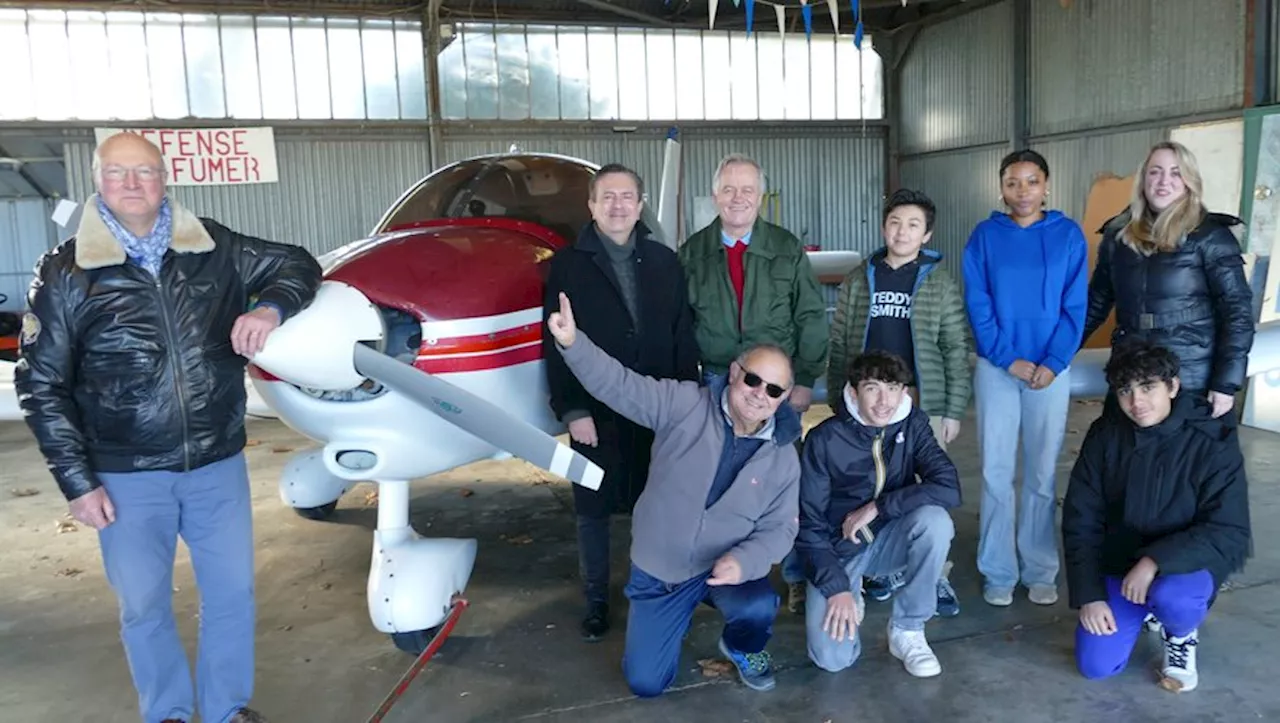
{"left": 14, "top": 132, "right": 321, "bottom": 723}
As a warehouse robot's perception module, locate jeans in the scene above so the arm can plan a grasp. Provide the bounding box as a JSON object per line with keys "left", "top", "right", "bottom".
{"left": 974, "top": 357, "right": 1070, "bottom": 591}
{"left": 622, "top": 564, "right": 778, "bottom": 698}
{"left": 577, "top": 514, "right": 610, "bottom": 605}
{"left": 1076, "top": 570, "right": 1214, "bottom": 679}
{"left": 97, "top": 453, "right": 255, "bottom": 723}
{"left": 805, "top": 505, "right": 954, "bottom": 672}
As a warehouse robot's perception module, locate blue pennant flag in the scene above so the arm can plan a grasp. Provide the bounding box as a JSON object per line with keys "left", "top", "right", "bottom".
{"left": 802, "top": 4, "right": 813, "bottom": 37}
{"left": 746, "top": 0, "right": 755, "bottom": 36}
{"left": 852, "top": 0, "right": 863, "bottom": 48}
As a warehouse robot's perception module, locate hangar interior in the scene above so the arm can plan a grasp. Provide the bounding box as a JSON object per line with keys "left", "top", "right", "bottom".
{"left": 2, "top": 0, "right": 1280, "bottom": 721}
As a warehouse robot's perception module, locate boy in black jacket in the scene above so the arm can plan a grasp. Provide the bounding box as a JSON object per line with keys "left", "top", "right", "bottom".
{"left": 1063, "top": 340, "right": 1251, "bottom": 692}
{"left": 797, "top": 350, "right": 961, "bottom": 677}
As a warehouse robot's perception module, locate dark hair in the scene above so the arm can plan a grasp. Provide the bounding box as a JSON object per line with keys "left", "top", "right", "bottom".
{"left": 847, "top": 350, "right": 912, "bottom": 388}
{"left": 883, "top": 188, "right": 936, "bottom": 233}
{"left": 1105, "top": 338, "right": 1180, "bottom": 391}
{"left": 999, "top": 149, "right": 1050, "bottom": 180}
{"left": 590, "top": 163, "right": 645, "bottom": 200}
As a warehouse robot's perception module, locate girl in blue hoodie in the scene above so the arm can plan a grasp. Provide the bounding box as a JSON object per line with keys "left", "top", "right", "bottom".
{"left": 962, "top": 149, "right": 1088, "bottom": 608}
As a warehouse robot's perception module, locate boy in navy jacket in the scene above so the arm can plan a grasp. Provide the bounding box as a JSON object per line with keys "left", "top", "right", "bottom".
{"left": 797, "top": 350, "right": 961, "bottom": 677}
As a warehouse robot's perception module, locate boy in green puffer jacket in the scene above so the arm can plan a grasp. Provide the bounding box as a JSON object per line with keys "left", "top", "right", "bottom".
{"left": 828, "top": 188, "right": 973, "bottom": 616}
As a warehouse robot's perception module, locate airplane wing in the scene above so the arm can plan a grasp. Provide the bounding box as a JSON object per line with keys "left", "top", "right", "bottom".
{"left": 351, "top": 344, "right": 603, "bottom": 491}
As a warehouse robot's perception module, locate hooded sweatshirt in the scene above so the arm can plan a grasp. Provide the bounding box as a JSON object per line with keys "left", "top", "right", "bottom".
{"left": 797, "top": 388, "right": 962, "bottom": 598}
{"left": 961, "top": 210, "right": 1089, "bottom": 374}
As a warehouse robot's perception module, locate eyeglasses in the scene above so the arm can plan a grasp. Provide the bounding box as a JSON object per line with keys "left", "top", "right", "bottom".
{"left": 101, "top": 165, "right": 164, "bottom": 182}
{"left": 742, "top": 370, "right": 787, "bottom": 399}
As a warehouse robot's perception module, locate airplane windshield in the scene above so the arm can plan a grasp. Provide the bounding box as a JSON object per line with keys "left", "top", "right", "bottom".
{"left": 376, "top": 155, "right": 598, "bottom": 242}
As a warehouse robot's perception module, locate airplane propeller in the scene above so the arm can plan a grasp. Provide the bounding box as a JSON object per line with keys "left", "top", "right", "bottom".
{"left": 249, "top": 280, "right": 604, "bottom": 491}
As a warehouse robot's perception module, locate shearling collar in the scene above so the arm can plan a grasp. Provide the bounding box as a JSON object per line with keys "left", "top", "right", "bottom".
{"left": 75, "top": 194, "right": 215, "bottom": 270}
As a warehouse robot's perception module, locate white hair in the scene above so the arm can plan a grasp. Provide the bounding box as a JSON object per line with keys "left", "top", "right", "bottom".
{"left": 711, "top": 153, "right": 767, "bottom": 194}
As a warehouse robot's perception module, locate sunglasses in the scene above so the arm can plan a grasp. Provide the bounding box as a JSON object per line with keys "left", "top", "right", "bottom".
{"left": 742, "top": 370, "right": 788, "bottom": 399}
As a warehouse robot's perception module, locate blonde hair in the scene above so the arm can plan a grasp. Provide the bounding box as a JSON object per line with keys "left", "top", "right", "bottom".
{"left": 1120, "top": 141, "right": 1207, "bottom": 255}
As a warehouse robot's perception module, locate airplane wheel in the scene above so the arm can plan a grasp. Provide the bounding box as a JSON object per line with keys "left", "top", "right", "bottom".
{"left": 391, "top": 626, "right": 441, "bottom": 656}
{"left": 292, "top": 501, "right": 339, "bottom": 521}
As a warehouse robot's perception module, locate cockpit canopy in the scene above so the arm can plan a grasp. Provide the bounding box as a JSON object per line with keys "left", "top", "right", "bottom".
{"left": 373, "top": 153, "right": 665, "bottom": 245}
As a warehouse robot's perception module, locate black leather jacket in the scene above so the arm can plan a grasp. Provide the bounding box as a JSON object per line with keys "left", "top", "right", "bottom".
{"left": 1083, "top": 212, "right": 1255, "bottom": 394}
{"left": 14, "top": 205, "right": 321, "bottom": 501}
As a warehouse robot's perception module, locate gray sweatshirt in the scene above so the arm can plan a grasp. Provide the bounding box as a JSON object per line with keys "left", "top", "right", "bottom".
{"left": 559, "top": 332, "right": 802, "bottom": 584}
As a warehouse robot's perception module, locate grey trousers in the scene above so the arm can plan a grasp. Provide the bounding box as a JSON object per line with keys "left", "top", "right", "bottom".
{"left": 805, "top": 504, "right": 954, "bottom": 672}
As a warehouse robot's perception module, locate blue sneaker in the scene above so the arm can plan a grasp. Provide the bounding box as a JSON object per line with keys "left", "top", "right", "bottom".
{"left": 865, "top": 570, "right": 905, "bottom": 602}
{"left": 717, "top": 637, "right": 776, "bottom": 691}
{"left": 935, "top": 562, "right": 960, "bottom": 618}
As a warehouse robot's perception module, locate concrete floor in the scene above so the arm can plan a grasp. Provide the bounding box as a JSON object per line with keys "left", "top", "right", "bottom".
{"left": 1, "top": 399, "right": 1278, "bottom": 722}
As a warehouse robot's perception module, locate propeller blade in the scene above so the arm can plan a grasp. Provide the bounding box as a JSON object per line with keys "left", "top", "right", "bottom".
{"left": 352, "top": 344, "right": 603, "bottom": 491}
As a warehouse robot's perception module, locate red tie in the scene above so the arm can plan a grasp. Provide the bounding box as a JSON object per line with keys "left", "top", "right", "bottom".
{"left": 726, "top": 240, "right": 748, "bottom": 329}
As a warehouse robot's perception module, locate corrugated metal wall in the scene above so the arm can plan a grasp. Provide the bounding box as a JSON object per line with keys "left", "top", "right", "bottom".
{"left": 66, "top": 129, "right": 433, "bottom": 256}
{"left": 900, "top": 0, "right": 1012, "bottom": 155}
{"left": 0, "top": 199, "right": 57, "bottom": 311}
{"left": 441, "top": 123, "right": 888, "bottom": 256}
{"left": 899, "top": 145, "right": 1008, "bottom": 270}
{"left": 1029, "top": 0, "right": 1245, "bottom": 137}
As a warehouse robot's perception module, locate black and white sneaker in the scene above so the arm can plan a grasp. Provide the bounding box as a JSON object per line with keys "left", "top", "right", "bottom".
{"left": 1159, "top": 628, "right": 1198, "bottom": 692}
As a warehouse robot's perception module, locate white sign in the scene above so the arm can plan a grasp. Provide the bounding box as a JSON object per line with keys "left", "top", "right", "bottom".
{"left": 94, "top": 127, "right": 279, "bottom": 186}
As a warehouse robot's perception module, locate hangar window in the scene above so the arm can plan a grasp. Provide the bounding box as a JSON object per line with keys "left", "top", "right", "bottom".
{"left": 437, "top": 23, "right": 884, "bottom": 122}
{"left": 0, "top": 9, "right": 428, "bottom": 122}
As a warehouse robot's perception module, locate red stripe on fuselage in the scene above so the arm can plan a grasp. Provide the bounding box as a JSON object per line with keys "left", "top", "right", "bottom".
{"left": 414, "top": 343, "right": 542, "bottom": 374}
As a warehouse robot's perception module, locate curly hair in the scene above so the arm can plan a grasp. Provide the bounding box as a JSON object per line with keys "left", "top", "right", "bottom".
{"left": 1104, "top": 338, "right": 1180, "bottom": 391}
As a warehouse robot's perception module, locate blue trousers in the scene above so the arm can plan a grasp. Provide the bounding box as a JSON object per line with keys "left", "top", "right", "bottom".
{"left": 1075, "top": 570, "right": 1214, "bottom": 680}
{"left": 97, "top": 453, "right": 255, "bottom": 723}
{"left": 622, "top": 564, "right": 778, "bottom": 698}
{"left": 974, "top": 357, "right": 1070, "bottom": 590}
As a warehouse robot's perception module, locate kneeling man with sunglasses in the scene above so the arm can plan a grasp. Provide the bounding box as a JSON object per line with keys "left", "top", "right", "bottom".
{"left": 548, "top": 292, "right": 801, "bottom": 696}
{"left": 797, "top": 350, "right": 961, "bottom": 677}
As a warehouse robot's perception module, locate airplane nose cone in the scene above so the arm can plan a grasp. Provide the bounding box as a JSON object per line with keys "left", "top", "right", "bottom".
{"left": 251, "top": 281, "right": 385, "bottom": 391}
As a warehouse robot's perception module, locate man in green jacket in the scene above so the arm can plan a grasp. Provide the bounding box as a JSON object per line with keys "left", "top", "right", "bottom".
{"left": 828, "top": 188, "right": 972, "bottom": 616}
{"left": 678, "top": 153, "right": 828, "bottom": 614}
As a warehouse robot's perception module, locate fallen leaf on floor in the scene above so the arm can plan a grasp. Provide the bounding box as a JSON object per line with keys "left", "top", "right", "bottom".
{"left": 696, "top": 658, "right": 733, "bottom": 678}
{"left": 271, "top": 446, "right": 294, "bottom": 454}
{"left": 459, "top": 488, "right": 475, "bottom": 497}
{"left": 278, "top": 625, "right": 293, "bottom": 632}
{"left": 55, "top": 520, "right": 78, "bottom": 534}
{"left": 320, "top": 582, "right": 333, "bottom": 591}
{"left": 55, "top": 567, "right": 83, "bottom": 578}
{"left": 245, "top": 439, "right": 262, "bottom": 447}
{"left": 363, "top": 491, "right": 378, "bottom": 507}
{"left": 506, "top": 534, "right": 533, "bottom": 545}
{"left": 1158, "top": 675, "right": 1185, "bottom": 693}
{"left": 9, "top": 488, "right": 39, "bottom": 497}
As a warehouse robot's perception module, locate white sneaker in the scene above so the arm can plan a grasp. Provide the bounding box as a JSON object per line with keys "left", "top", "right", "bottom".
{"left": 1028, "top": 585, "right": 1059, "bottom": 605}
{"left": 888, "top": 623, "right": 942, "bottom": 677}
{"left": 983, "top": 587, "right": 1014, "bottom": 607}
{"left": 1159, "top": 628, "right": 1199, "bottom": 692}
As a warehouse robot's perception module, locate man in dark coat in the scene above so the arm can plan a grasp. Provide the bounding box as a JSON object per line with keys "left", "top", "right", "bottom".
{"left": 542, "top": 163, "right": 701, "bottom": 641}
{"left": 1063, "top": 339, "right": 1251, "bottom": 693}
